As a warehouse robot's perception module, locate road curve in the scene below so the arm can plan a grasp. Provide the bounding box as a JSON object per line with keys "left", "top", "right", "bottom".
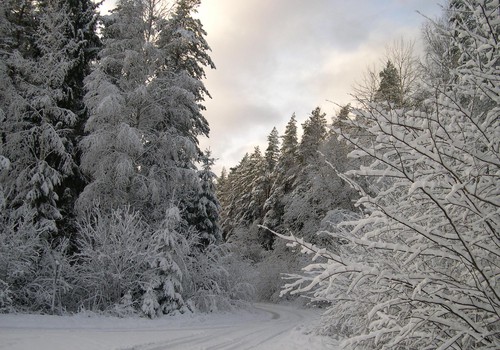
{"left": 123, "top": 303, "right": 329, "bottom": 350}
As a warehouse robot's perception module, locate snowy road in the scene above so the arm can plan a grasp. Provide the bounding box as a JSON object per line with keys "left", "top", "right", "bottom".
{"left": 0, "top": 303, "right": 335, "bottom": 350}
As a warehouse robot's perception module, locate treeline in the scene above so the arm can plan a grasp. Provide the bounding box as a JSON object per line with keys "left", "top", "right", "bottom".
{"left": 218, "top": 107, "right": 358, "bottom": 247}
{"left": 0, "top": 0, "right": 231, "bottom": 316}
{"left": 217, "top": 36, "right": 422, "bottom": 251}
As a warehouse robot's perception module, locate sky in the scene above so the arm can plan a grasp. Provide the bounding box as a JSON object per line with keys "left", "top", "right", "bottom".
{"left": 99, "top": 0, "right": 445, "bottom": 174}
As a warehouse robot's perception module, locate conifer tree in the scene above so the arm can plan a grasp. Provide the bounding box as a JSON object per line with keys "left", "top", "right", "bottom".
{"left": 78, "top": 0, "right": 150, "bottom": 214}
{"left": 216, "top": 167, "right": 231, "bottom": 240}
{"left": 78, "top": 0, "right": 214, "bottom": 222}
{"left": 282, "top": 107, "right": 330, "bottom": 240}
{"left": 218, "top": 147, "right": 267, "bottom": 241}
{"left": 243, "top": 147, "right": 266, "bottom": 225}
{"left": 280, "top": 114, "right": 299, "bottom": 170}
{"left": 298, "top": 107, "right": 327, "bottom": 164}
{"left": 374, "top": 60, "right": 403, "bottom": 106}
{"left": 262, "top": 114, "right": 299, "bottom": 235}
{"left": 187, "top": 150, "right": 222, "bottom": 248}
{"left": 1, "top": 0, "right": 92, "bottom": 238}
{"left": 259, "top": 127, "right": 281, "bottom": 248}
{"left": 156, "top": 0, "right": 215, "bottom": 149}
{"left": 0, "top": 0, "right": 99, "bottom": 312}
{"left": 217, "top": 155, "right": 249, "bottom": 240}
{"left": 264, "top": 127, "right": 280, "bottom": 174}
{"left": 57, "top": 0, "right": 100, "bottom": 244}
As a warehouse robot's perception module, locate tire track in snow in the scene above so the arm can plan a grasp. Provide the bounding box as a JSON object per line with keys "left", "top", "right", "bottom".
{"left": 128, "top": 303, "right": 312, "bottom": 350}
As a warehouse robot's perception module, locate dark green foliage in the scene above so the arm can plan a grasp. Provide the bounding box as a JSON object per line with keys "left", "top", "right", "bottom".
{"left": 374, "top": 60, "right": 402, "bottom": 106}
{"left": 185, "top": 150, "right": 222, "bottom": 249}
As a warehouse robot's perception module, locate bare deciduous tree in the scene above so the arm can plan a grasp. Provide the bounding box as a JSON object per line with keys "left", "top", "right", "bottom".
{"left": 278, "top": 1, "right": 500, "bottom": 348}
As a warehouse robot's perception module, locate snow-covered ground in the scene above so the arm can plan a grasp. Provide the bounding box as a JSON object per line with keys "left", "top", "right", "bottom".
{"left": 0, "top": 303, "right": 337, "bottom": 349}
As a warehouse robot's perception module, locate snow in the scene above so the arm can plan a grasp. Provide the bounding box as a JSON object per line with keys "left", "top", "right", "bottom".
{"left": 0, "top": 303, "right": 336, "bottom": 350}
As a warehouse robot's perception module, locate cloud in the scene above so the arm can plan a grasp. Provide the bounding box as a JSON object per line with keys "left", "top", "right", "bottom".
{"left": 196, "top": 0, "right": 444, "bottom": 173}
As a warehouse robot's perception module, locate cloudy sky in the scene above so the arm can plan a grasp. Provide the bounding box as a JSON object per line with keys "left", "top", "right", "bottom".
{"left": 100, "top": 0, "right": 444, "bottom": 173}
{"left": 195, "top": 0, "right": 445, "bottom": 173}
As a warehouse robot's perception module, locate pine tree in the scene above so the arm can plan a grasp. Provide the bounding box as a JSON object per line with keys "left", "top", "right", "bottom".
{"left": 374, "top": 60, "right": 403, "bottom": 107}
{"left": 354, "top": 39, "right": 420, "bottom": 107}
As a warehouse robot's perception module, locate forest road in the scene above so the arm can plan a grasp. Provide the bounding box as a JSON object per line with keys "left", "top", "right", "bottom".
{"left": 122, "top": 303, "right": 329, "bottom": 350}
{"left": 0, "top": 303, "right": 335, "bottom": 350}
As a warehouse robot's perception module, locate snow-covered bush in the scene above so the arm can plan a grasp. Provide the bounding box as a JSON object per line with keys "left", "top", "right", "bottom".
{"left": 279, "top": 1, "right": 500, "bottom": 349}
{"left": 0, "top": 280, "right": 12, "bottom": 313}
{"left": 73, "top": 206, "right": 152, "bottom": 312}
{"left": 185, "top": 243, "right": 254, "bottom": 312}
{"left": 74, "top": 206, "right": 191, "bottom": 317}
{"left": 255, "top": 239, "right": 305, "bottom": 302}
{"left": 0, "top": 208, "right": 71, "bottom": 313}
{"left": 219, "top": 248, "right": 258, "bottom": 303}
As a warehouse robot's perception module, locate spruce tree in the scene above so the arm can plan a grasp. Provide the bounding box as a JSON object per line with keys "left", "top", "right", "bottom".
{"left": 282, "top": 107, "right": 328, "bottom": 240}
{"left": 217, "top": 155, "right": 250, "bottom": 240}
{"left": 1, "top": 0, "right": 91, "bottom": 238}
{"left": 280, "top": 114, "right": 299, "bottom": 171}
{"left": 58, "top": 0, "right": 100, "bottom": 247}
{"left": 156, "top": 0, "right": 215, "bottom": 149}
{"left": 218, "top": 148, "right": 267, "bottom": 241}
{"left": 374, "top": 60, "right": 403, "bottom": 107}
{"left": 78, "top": 0, "right": 150, "bottom": 214}
{"left": 0, "top": 0, "right": 98, "bottom": 312}
{"left": 262, "top": 114, "right": 299, "bottom": 235}
{"left": 264, "top": 127, "right": 280, "bottom": 174}
{"left": 298, "top": 107, "right": 327, "bottom": 164}
{"left": 187, "top": 149, "right": 222, "bottom": 248}
{"left": 259, "top": 127, "right": 280, "bottom": 248}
